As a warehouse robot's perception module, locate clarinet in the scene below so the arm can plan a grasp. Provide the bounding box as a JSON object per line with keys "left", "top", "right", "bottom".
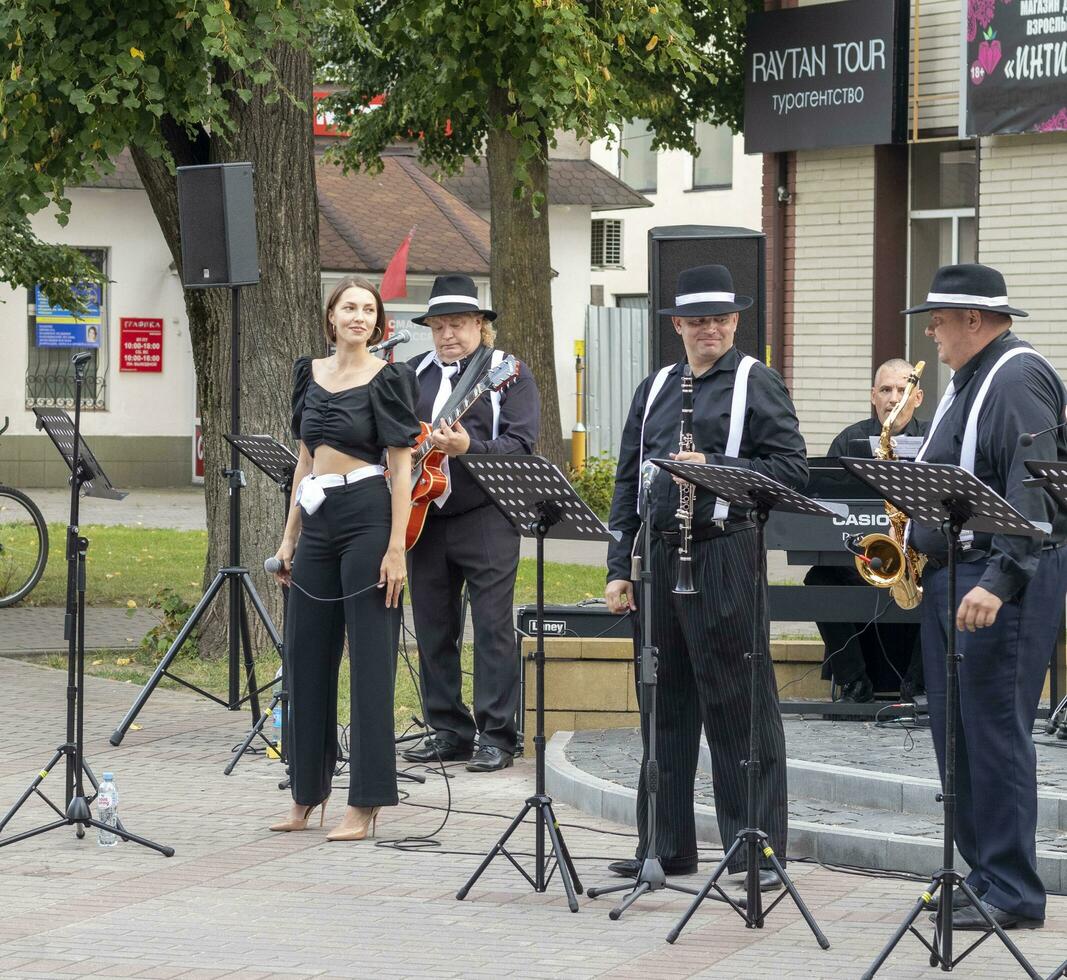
{"left": 672, "top": 364, "right": 698, "bottom": 595}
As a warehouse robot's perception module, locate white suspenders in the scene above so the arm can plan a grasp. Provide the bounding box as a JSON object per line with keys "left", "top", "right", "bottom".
{"left": 636, "top": 356, "right": 757, "bottom": 517}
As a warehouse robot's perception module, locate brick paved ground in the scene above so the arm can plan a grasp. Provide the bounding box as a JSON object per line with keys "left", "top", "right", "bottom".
{"left": 2, "top": 656, "right": 1066, "bottom": 979}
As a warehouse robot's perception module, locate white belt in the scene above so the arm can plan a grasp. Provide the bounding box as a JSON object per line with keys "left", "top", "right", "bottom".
{"left": 296, "top": 465, "right": 384, "bottom": 516}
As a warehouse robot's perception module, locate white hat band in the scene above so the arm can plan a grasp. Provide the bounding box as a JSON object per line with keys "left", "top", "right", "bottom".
{"left": 427, "top": 294, "right": 481, "bottom": 308}
{"left": 926, "top": 292, "right": 1009, "bottom": 308}
{"left": 675, "top": 291, "right": 735, "bottom": 305}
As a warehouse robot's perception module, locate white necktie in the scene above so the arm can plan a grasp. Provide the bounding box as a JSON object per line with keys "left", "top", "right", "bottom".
{"left": 431, "top": 360, "right": 460, "bottom": 422}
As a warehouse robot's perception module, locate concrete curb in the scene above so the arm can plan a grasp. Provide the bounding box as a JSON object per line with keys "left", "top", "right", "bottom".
{"left": 697, "top": 740, "right": 1067, "bottom": 832}
{"left": 548, "top": 731, "right": 1066, "bottom": 893}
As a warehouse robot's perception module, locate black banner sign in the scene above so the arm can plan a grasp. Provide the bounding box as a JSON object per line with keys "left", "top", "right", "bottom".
{"left": 965, "top": 0, "right": 1067, "bottom": 135}
{"left": 744, "top": 0, "right": 907, "bottom": 154}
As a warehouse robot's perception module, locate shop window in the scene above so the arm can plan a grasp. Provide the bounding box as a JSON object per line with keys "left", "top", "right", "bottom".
{"left": 692, "top": 121, "right": 733, "bottom": 190}
{"left": 591, "top": 218, "right": 624, "bottom": 268}
{"left": 619, "top": 119, "right": 657, "bottom": 193}
{"left": 25, "top": 248, "right": 109, "bottom": 410}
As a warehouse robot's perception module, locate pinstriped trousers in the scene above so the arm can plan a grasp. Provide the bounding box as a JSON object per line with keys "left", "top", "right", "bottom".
{"left": 633, "top": 528, "right": 789, "bottom": 872}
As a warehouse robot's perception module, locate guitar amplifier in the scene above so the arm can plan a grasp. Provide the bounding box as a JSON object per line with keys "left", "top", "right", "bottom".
{"left": 515, "top": 602, "right": 633, "bottom": 641}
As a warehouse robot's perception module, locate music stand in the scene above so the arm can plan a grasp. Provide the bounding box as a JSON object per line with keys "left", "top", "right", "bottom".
{"left": 221, "top": 435, "right": 296, "bottom": 776}
{"left": 586, "top": 463, "right": 701, "bottom": 919}
{"left": 0, "top": 357, "right": 173, "bottom": 857}
{"left": 841, "top": 457, "right": 1045, "bottom": 979}
{"left": 455, "top": 455, "right": 609, "bottom": 912}
{"left": 650, "top": 461, "right": 833, "bottom": 948}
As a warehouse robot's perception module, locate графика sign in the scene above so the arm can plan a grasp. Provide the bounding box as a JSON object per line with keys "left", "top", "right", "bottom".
{"left": 744, "top": 0, "right": 907, "bottom": 154}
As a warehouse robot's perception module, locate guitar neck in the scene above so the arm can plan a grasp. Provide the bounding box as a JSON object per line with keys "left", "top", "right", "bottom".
{"left": 414, "top": 381, "right": 490, "bottom": 465}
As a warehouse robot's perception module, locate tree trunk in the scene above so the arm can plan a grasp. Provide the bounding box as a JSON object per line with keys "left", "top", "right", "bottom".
{"left": 132, "top": 42, "right": 320, "bottom": 658}
{"left": 486, "top": 88, "right": 564, "bottom": 467}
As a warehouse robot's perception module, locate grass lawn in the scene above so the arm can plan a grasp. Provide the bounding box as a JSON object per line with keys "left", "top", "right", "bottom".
{"left": 36, "top": 631, "right": 470, "bottom": 730}
{"left": 21, "top": 525, "right": 605, "bottom": 608}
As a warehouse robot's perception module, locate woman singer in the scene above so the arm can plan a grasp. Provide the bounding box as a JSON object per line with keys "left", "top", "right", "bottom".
{"left": 270, "top": 276, "right": 419, "bottom": 841}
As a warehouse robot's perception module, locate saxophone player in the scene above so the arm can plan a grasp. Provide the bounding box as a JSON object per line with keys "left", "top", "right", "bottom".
{"left": 904, "top": 264, "right": 1067, "bottom": 931}
{"left": 603, "top": 264, "right": 807, "bottom": 886}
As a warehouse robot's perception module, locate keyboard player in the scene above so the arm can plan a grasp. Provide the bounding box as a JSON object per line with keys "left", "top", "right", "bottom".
{"left": 804, "top": 359, "right": 928, "bottom": 703}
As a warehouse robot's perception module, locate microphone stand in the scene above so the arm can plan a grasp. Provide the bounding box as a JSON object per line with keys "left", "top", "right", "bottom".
{"left": 587, "top": 464, "right": 698, "bottom": 916}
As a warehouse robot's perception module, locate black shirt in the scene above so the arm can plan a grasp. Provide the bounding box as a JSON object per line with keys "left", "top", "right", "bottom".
{"left": 827, "top": 415, "right": 928, "bottom": 459}
{"left": 409, "top": 346, "right": 540, "bottom": 517}
{"left": 606, "top": 347, "right": 808, "bottom": 582}
{"left": 909, "top": 331, "right": 1067, "bottom": 601}
{"left": 290, "top": 357, "right": 421, "bottom": 463}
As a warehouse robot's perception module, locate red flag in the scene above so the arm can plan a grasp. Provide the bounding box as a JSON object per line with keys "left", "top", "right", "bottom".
{"left": 379, "top": 227, "right": 414, "bottom": 302}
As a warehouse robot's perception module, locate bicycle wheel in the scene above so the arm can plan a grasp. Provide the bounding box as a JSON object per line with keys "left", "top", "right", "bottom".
{"left": 0, "top": 486, "right": 49, "bottom": 607}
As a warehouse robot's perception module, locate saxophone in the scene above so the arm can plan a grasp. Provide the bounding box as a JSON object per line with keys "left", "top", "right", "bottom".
{"left": 853, "top": 361, "right": 928, "bottom": 610}
{"left": 672, "top": 364, "right": 698, "bottom": 595}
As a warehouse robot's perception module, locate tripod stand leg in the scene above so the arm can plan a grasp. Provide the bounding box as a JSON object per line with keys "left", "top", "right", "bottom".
{"left": 85, "top": 818, "right": 174, "bottom": 857}
{"left": 610, "top": 881, "right": 651, "bottom": 920}
{"left": 1048, "top": 957, "right": 1067, "bottom": 980}
{"left": 0, "top": 818, "right": 71, "bottom": 849}
{"left": 666, "top": 834, "right": 743, "bottom": 943}
{"left": 765, "top": 850, "right": 831, "bottom": 948}
{"left": 542, "top": 801, "right": 581, "bottom": 911}
{"left": 861, "top": 885, "right": 935, "bottom": 979}
{"left": 0, "top": 748, "right": 65, "bottom": 833}
{"left": 456, "top": 801, "right": 532, "bottom": 901}
{"left": 224, "top": 693, "right": 280, "bottom": 776}
{"left": 954, "top": 879, "right": 1042, "bottom": 979}
{"left": 110, "top": 572, "right": 228, "bottom": 745}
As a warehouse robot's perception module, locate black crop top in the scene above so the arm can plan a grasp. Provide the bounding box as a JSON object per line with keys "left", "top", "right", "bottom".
{"left": 290, "top": 357, "right": 421, "bottom": 463}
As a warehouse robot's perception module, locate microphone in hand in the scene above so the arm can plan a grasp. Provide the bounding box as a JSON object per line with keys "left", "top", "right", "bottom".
{"left": 264, "top": 556, "right": 285, "bottom": 574}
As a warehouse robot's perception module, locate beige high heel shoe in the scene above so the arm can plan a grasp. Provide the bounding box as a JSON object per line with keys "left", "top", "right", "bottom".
{"left": 269, "top": 797, "right": 329, "bottom": 833}
{"left": 326, "top": 805, "right": 380, "bottom": 842}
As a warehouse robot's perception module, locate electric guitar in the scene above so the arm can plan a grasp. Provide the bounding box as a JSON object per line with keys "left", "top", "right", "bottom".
{"left": 405, "top": 354, "right": 520, "bottom": 549}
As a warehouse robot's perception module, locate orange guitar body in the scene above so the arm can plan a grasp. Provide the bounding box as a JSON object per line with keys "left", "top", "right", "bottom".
{"left": 406, "top": 421, "right": 450, "bottom": 550}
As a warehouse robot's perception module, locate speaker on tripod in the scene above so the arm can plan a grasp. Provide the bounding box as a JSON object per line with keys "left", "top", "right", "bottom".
{"left": 648, "top": 226, "right": 766, "bottom": 369}
{"left": 111, "top": 163, "right": 279, "bottom": 747}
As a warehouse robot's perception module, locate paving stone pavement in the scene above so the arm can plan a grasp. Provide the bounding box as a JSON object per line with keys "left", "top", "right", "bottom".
{"left": 2, "top": 657, "right": 1067, "bottom": 979}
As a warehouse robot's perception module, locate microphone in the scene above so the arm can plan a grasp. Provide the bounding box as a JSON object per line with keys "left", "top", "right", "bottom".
{"left": 264, "top": 556, "right": 284, "bottom": 574}
{"left": 1019, "top": 420, "right": 1067, "bottom": 447}
{"left": 639, "top": 460, "right": 658, "bottom": 513}
{"left": 368, "top": 329, "right": 411, "bottom": 354}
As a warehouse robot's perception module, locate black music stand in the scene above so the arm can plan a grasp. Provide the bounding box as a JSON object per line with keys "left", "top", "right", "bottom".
{"left": 455, "top": 455, "right": 609, "bottom": 912}
{"left": 651, "top": 461, "right": 834, "bottom": 949}
{"left": 841, "top": 457, "right": 1046, "bottom": 980}
{"left": 221, "top": 435, "right": 296, "bottom": 776}
{"left": 586, "top": 462, "right": 701, "bottom": 919}
{"left": 0, "top": 357, "right": 173, "bottom": 856}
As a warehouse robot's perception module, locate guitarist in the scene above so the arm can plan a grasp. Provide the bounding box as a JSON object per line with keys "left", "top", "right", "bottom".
{"left": 402, "top": 275, "right": 540, "bottom": 773}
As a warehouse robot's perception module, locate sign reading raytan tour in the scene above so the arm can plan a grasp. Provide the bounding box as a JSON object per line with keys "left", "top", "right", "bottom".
{"left": 744, "top": 0, "right": 907, "bottom": 154}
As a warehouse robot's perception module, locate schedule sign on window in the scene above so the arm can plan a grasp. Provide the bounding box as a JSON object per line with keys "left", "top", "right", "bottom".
{"left": 120, "top": 317, "right": 164, "bottom": 372}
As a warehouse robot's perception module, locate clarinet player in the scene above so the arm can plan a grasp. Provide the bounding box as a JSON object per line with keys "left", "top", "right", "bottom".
{"left": 603, "top": 264, "right": 808, "bottom": 888}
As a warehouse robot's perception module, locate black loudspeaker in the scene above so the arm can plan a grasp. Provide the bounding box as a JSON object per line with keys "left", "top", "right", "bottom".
{"left": 176, "top": 163, "right": 260, "bottom": 289}
{"left": 648, "top": 225, "right": 766, "bottom": 369}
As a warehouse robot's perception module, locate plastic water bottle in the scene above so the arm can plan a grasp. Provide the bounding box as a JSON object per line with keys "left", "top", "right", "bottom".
{"left": 96, "top": 773, "right": 120, "bottom": 847}
{"left": 267, "top": 666, "right": 283, "bottom": 760}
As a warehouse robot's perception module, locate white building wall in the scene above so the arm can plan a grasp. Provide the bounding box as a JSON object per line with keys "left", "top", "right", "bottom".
{"left": 0, "top": 188, "right": 194, "bottom": 440}
{"left": 588, "top": 135, "right": 763, "bottom": 303}
{"left": 548, "top": 205, "right": 592, "bottom": 434}
{"left": 791, "top": 146, "right": 876, "bottom": 454}
{"left": 913, "top": 0, "right": 962, "bottom": 133}
{"left": 980, "top": 132, "right": 1067, "bottom": 374}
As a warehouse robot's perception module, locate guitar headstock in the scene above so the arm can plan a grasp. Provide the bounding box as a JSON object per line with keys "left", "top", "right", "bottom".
{"left": 487, "top": 354, "right": 520, "bottom": 392}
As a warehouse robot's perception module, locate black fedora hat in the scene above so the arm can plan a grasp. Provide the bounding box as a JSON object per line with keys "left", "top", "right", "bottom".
{"left": 412, "top": 274, "right": 497, "bottom": 325}
{"left": 657, "top": 264, "right": 753, "bottom": 317}
{"left": 902, "top": 263, "right": 1028, "bottom": 317}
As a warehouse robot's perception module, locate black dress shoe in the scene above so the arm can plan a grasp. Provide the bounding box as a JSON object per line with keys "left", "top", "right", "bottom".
{"left": 937, "top": 901, "right": 1044, "bottom": 931}
{"left": 838, "top": 675, "right": 874, "bottom": 704}
{"left": 465, "top": 745, "right": 514, "bottom": 772}
{"left": 607, "top": 857, "right": 698, "bottom": 878}
{"left": 727, "top": 869, "right": 784, "bottom": 892}
{"left": 401, "top": 737, "right": 473, "bottom": 764}
{"left": 899, "top": 676, "right": 926, "bottom": 704}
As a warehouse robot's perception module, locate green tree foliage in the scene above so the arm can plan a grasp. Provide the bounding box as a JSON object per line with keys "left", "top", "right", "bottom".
{"left": 0, "top": 2, "right": 325, "bottom": 655}
{"left": 319, "top": 0, "right": 755, "bottom": 463}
